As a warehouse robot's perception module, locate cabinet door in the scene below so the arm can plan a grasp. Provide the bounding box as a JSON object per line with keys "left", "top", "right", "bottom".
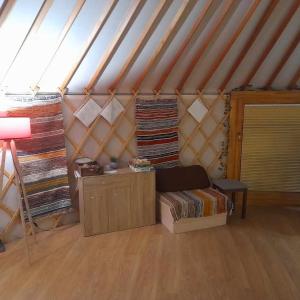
{"left": 83, "top": 186, "right": 109, "bottom": 236}
{"left": 132, "top": 172, "right": 155, "bottom": 227}
{"left": 107, "top": 182, "right": 132, "bottom": 232}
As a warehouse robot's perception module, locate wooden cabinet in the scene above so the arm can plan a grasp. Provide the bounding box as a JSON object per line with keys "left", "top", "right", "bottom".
{"left": 78, "top": 168, "right": 155, "bottom": 236}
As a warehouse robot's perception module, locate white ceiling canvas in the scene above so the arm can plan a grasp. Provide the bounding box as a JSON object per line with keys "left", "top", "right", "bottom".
{"left": 188, "top": 99, "right": 208, "bottom": 123}
{"left": 101, "top": 97, "right": 124, "bottom": 125}
{"left": 73, "top": 98, "right": 102, "bottom": 127}
{"left": 0, "top": 1, "right": 300, "bottom": 93}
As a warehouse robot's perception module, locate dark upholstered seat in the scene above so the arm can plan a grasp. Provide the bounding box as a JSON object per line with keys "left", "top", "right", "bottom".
{"left": 156, "top": 165, "right": 211, "bottom": 193}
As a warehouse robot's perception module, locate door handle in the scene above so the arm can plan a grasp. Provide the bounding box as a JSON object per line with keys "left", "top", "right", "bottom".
{"left": 237, "top": 133, "right": 242, "bottom": 141}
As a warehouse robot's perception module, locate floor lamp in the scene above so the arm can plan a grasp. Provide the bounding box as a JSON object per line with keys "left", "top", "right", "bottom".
{"left": 0, "top": 117, "right": 36, "bottom": 262}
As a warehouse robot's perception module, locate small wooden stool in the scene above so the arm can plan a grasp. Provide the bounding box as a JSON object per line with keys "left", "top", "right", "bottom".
{"left": 212, "top": 179, "right": 248, "bottom": 218}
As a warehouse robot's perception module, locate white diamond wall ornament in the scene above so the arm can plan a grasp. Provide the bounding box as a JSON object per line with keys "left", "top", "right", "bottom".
{"left": 188, "top": 99, "right": 208, "bottom": 123}
{"left": 101, "top": 97, "right": 124, "bottom": 125}
{"left": 74, "top": 98, "right": 102, "bottom": 127}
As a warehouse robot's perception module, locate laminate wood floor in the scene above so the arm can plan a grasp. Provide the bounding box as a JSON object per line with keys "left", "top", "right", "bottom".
{"left": 0, "top": 206, "right": 300, "bottom": 300}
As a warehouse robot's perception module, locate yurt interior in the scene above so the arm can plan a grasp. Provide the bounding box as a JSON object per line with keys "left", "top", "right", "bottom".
{"left": 0, "top": 0, "right": 300, "bottom": 299}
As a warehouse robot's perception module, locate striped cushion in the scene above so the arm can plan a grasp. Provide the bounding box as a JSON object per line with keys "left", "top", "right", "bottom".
{"left": 159, "top": 188, "right": 227, "bottom": 221}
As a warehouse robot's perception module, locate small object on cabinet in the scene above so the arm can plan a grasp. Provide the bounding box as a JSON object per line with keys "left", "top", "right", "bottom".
{"left": 129, "top": 158, "right": 153, "bottom": 172}
{"left": 109, "top": 156, "right": 118, "bottom": 170}
{"left": 74, "top": 157, "right": 103, "bottom": 177}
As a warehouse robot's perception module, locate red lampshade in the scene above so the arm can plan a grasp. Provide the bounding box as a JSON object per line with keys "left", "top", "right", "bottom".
{"left": 0, "top": 117, "right": 31, "bottom": 140}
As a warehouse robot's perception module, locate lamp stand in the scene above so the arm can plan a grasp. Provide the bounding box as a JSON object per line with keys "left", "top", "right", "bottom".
{"left": 0, "top": 141, "right": 7, "bottom": 253}
{"left": 0, "top": 140, "right": 36, "bottom": 263}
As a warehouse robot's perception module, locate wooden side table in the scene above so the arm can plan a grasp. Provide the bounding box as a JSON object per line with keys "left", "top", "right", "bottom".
{"left": 212, "top": 179, "right": 248, "bottom": 219}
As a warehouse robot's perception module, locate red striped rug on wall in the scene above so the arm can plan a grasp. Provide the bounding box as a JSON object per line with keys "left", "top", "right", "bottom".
{"left": 135, "top": 98, "right": 179, "bottom": 169}
{"left": 2, "top": 94, "right": 71, "bottom": 217}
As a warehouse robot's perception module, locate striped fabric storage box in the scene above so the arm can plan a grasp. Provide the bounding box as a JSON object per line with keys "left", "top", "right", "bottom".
{"left": 158, "top": 188, "right": 228, "bottom": 234}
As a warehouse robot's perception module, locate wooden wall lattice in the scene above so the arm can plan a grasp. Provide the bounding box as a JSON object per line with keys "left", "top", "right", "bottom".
{"left": 0, "top": 92, "right": 229, "bottom": 241}
{"left": 0, "top": 151, "right": 20, "bottom": 242}
{"left": 63, "top": 92, "right": 229, "bottom": 178}
{"left": 63, "top": 92, "right": 138, "bottom": 166}
{"left": 177, "top": 91, "right": 229, "bottom": 177}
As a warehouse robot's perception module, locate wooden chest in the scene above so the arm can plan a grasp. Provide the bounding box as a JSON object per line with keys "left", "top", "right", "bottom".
{"left": 78, "top": 168, "right": 156, "bottom": 236}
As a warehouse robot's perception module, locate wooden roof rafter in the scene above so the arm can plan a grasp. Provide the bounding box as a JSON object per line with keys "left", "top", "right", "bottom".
{"left": 0, "top": 0, "right": 15, "bottom": 27}
{"left": 197, "top": 0, "right": 260, "bottom": 91}
{"left": 0, "top": 0, "right": 53, "bottom": 86}
{"left": 32, "top": 0, "right": 86, "bottom": 92}
{"left": 0, "top": 0, "right": 299, "bottom": 94}
{"left": 242, "top": 0, "right": 300, "bottom": 87}
{"left": 109, "top": 0, "right": 172, "bottom": 92}
{"left": 265, "top": 28, "right": 300, "bottom": 88}
{"left": 219, "top": 0, "right": 279, "bottom": 91}
{"left": 0, "top": 0, "right": 6, "bottom": 9}
{"left": 62, "top": 0, "right": 119, "bottom": 137}
{"left": 85, "top": 0, "right": 145, "bottom": 93}
{"left": 154, "top": 0, "right": 217, "bottom": 92}
{"left": 59, "top": 0, "right": 118, "bottom": 94}
{"left": 0, "top": 0, "right": 8, "bottom": 18}
{"left": 288, "top": 65, "right": 300, "bottom": 89}
{"left": 132, "top": 0, "right": 197, "bottom": 93}
{"left": 176, "top": 0, "right": 238, "bottom": 92}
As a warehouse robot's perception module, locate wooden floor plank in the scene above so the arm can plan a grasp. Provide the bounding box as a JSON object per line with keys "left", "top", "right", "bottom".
{"left": 0, "top": 206, "right": 299, "bottom": 300}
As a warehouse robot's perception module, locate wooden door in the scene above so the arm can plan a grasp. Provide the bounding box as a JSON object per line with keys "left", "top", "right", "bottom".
{"left": 228, "top": 91, "right": 300, "bottom": 206}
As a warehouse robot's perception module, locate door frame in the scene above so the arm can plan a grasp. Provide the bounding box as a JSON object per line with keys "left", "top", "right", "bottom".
{"left": 227, "top": 91, "right": 300, "bottom": 205}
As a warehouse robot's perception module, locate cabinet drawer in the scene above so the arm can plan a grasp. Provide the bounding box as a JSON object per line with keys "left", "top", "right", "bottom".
{"left": 83, "top": 174, "right": 133, "bottom": 188}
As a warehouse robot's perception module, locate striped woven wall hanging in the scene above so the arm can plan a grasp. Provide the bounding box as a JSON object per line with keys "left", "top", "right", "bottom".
{"left": 2, "top": 95, "right": 72, "bottom": 217}
{"left": 135, "top": 98, "right": 179, "bottom": 168}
